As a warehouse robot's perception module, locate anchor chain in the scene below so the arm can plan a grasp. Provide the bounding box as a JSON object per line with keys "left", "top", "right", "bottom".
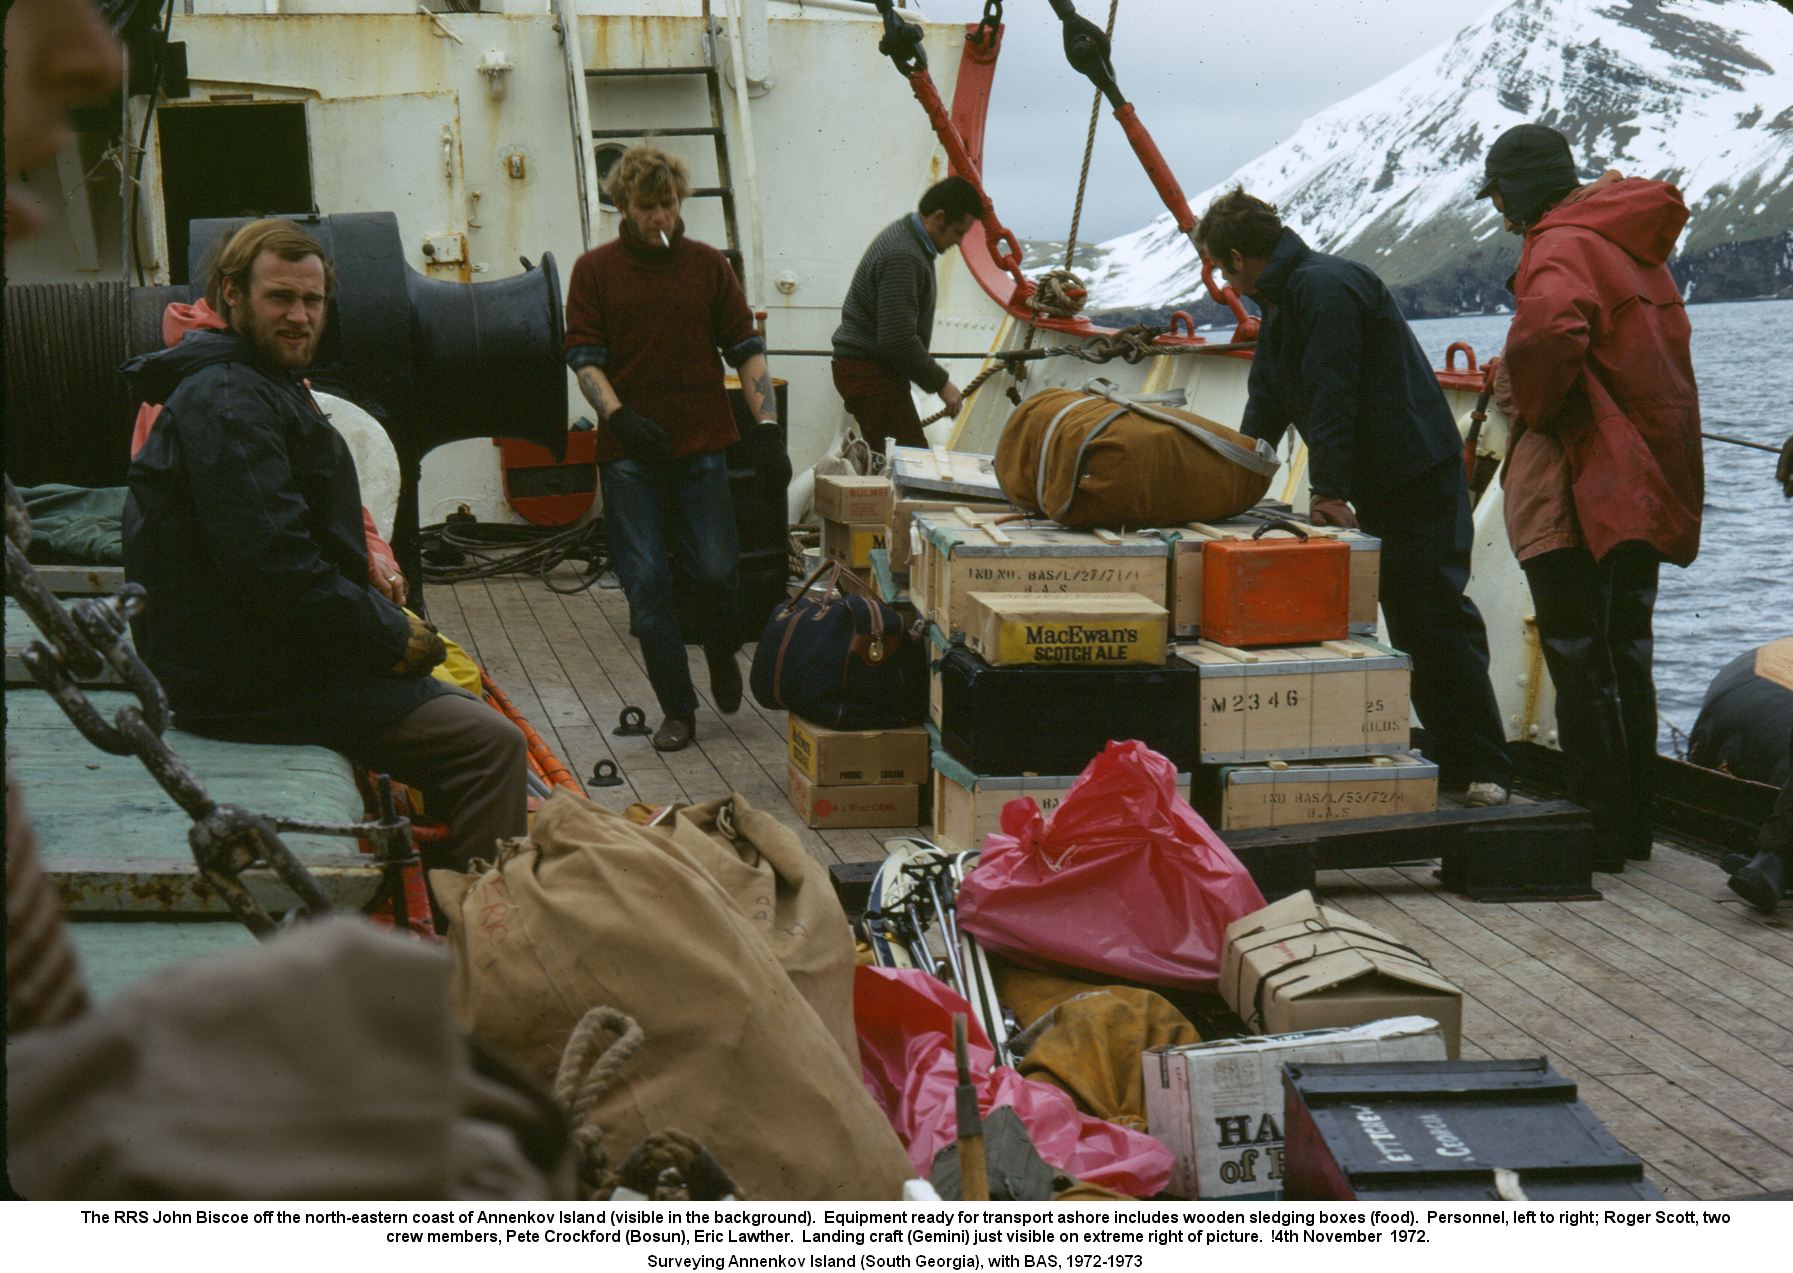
{"left": 3, "top": 476, "right": 417, "bottom": 937}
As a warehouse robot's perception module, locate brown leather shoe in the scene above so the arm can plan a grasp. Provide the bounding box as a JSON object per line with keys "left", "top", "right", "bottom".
{"left": 652, "top": 715, "right": 695, "bottom": 752}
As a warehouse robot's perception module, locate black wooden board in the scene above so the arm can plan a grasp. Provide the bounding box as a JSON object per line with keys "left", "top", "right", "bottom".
{"left": 1224, "top": 799, "right": 1597, "bottom": 901}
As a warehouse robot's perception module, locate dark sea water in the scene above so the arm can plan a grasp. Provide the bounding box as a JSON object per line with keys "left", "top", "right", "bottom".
{"left": 1410, "top": 300, "right": 1793, "bottom": 752}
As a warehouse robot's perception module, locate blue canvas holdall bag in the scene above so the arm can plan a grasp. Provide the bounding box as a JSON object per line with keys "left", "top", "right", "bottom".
{"left": 749, "top": 561, "right": 926, "bottom": 729}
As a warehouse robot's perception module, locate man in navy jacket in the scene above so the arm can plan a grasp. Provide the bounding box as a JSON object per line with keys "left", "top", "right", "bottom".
{"left": 125, "top": 219, "right": 526, "bottom": 870}
{"left": 1198, "top": 188, "right": 1512, "bottom": 805}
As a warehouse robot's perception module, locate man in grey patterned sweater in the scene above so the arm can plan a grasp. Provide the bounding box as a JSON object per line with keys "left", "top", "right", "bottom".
{"left": 831, "top": 176, "right": 984, "bottom": 451}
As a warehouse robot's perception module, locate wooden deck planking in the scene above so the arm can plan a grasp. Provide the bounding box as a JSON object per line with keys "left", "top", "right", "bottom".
{"left": 1332, "top": 865, "right": 1793, "bottom": 1197}
{"left": 1612, "top": 857, "right": 1793, "bottom": 970}
{"left": 488, "top": 575, "right": 676, "bottom": 806}
{"left": 449, "top": 570, "right": 1792, "bottom": 1200}
{"left": 491, "top": 572, "right": 930, "bottom": 865}
{"left": 1398, "top": 867, "right": 1793, "bottom": 1095}
{"left": 530, "top": 581, "right": 698, "bottom": 808}
{"left": 1391, "top": 869, "right": 1793, "bottom": 1191}
{"left": 1302, "top": 876, "right": 1756, "bottom": 1200}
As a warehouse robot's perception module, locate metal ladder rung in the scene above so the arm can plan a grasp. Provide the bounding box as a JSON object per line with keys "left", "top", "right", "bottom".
{"left": 586, "top": 66, "right": 719, "bottom": 79}
{"left": 591, "top": 125, "right": 724, "bottom": 139}
{"left": 686, "top": 186, "right": 735, "bottom": 200}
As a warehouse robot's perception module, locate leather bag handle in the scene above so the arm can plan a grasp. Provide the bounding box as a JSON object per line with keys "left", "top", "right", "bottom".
{"left": 1251, "top": 519, "right": 1310, "bottom": 542}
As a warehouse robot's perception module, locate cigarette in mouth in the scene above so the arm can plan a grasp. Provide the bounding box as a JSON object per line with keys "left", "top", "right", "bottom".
{"left": 659, "top": 230, "right": 670, "bottom": 247}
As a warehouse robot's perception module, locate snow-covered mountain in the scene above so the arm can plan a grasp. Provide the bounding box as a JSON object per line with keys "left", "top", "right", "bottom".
{"left": 1070, "top": 0, "right": 1793, "bottom": 319}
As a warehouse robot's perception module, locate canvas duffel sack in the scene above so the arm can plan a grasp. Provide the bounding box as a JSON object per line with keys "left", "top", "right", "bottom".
{"left": 431, "top": 789, "right": 914, "bottom": 1201}
{"left": 994, "top": 378, "right": 1280, "bottom": 529}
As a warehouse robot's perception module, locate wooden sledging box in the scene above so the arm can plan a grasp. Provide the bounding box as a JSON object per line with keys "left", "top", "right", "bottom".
{"left": 934, "top": 642, "right": 1201, "bottom": 775}
{"left": 888, "top": 445, "right": 1007, "bottom": 501}
{"left": 1282, "top": 1059, "right": 1662, "bottom": 1201}
{"left": 1193, "top": 752, "right": 1438, "bottom": 831}
{"left": 1166, "top": 516, "right": 1382, "bottom": 638}
{"left": 1176, "top": 637, "right": 1411, "bottom": 764}
{"left": 889, "top": 494, "right": 1008, "bottom": 574}
{"left": 930, "top": 746, "right": 1085, "bottom": 853}
{"left": 963, "top": 591, "right": 1167, "bottom": 668}
{"left": 887, "top": 446, "right": 1011, "bottom": 574}
{"left": 1143, "top": 1017, "right": 1448, "bottom": 1201}
{"left": 912, "top": 512, "right": 1172, "bottom": 640}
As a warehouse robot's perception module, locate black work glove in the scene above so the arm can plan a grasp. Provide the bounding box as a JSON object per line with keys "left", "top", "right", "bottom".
{"left": 606, "top": 405, "right": 673, "bottom": 463}
{"left": 748, "top": 419, "right": 792, "bottom": 503}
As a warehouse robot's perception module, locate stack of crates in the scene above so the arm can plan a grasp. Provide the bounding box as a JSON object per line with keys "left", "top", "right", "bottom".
{"left": 910, "top": 503, "right": 1202, "bottom": 851}
{"left": 784, "top": 474, "right": 927, "bottom": 830}
{"left": 1168, "top": 508, "right": 1436, "bottom": 831}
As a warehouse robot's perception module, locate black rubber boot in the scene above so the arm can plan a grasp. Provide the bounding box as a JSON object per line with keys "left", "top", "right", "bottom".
{"left": 705, "top": 646, "right": 743, "bottom": 714}
{"left": 1728, "top": 848, "right": 1789, "bottom": 915}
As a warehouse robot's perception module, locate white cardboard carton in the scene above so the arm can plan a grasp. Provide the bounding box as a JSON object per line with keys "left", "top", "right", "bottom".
{"left": 1142, "top": 1015, "right": 1447, "bottom": 1199}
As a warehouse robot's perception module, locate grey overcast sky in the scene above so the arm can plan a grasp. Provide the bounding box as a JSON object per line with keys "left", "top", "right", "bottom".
{"left": 911, "top": 0, "right": 1502, "bottom": 242}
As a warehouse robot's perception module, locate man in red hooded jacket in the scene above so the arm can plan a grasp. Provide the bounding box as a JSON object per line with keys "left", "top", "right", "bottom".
{"left": 1482, "top": 123, "right": 1704, "bottom": 870}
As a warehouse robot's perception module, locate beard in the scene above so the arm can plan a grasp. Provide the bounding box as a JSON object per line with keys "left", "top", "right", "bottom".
{"left": 234, "top": 307, "right": 320, "bottom": 371}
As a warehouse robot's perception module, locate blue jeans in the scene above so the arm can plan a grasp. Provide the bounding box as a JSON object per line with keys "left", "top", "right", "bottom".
{"left": 600, "top": 451, "right": 740, "bottom": 718}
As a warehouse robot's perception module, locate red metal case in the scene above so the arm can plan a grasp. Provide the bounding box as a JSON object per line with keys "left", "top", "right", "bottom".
{"left": 1200, "top": 522, "right": 1350, "bottom": 647}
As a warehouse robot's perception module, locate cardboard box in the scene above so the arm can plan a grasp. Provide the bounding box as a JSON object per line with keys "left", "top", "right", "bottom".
{"left": 1219, "top": 891, "right": 1463, "bottom": 1057}
{"left": 1176, "top": 637, "right": 1411, "bottom": 763}
{"left": 787, "top": 717, "right": 929, "bottom": 786}
{"left": 914, "top": 512, "right": 1171, "bottom": 638}
{"left": 814, "top": 473, "right": 892, "bottom": 525}
{"left": 930, "top": 744, "right": 1191, "bottom": 853}
{"left": 1144, "top": 1016, "right": 1448, "bottom": 1199}
{"left": 821, "top": 519, "right": 886, "bottom": 571}
{"left": 964, "top": 591, "right": 1167, "bottom": 668}
{"left": 1193, "top": 752, "right": 1438, "bottom": 830}
{"left": 1167, "top": 516, "right": 1381, "bottom": 638}
{"left": 786, "top": 763, "right": 921, "bottom": 829}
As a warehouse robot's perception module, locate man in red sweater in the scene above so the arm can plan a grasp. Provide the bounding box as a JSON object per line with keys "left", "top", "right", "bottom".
{"left": 564, "top": 146, "right": 788, "bottom": 752}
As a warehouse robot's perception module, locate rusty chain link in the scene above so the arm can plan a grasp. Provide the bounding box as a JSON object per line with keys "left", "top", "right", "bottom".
{"left": 4, "top": 475, "right": 418, "bottom": 937}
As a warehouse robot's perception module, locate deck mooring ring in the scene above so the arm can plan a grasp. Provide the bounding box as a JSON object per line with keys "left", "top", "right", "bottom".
{"left": 589, "top": 759, "right": 624, "bottom": 788}
{"left": 613, "top": 705, "right": 651, "bottom": 737}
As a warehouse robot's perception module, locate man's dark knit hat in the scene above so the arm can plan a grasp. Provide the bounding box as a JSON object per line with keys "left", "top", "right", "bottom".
{"left": 1477, "top": 123, "right": 1577, "bottom": 199}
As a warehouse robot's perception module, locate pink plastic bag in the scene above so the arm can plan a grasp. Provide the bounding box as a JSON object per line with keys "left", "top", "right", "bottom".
{"left": 958, "top": 740, "right": 1265, "bottom": 991}
{"left": 853, "top": 966, "right": 1172, "bottom": 1197}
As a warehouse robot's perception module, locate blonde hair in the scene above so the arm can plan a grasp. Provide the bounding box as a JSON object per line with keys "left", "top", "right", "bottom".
{"left": 604, "top": 144, "right": 691, "bottom": 210}
{"left": 205, "top": 218, "right": 334, "bottom": 319}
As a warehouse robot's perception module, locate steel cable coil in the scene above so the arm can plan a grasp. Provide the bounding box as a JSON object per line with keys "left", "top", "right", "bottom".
{"left": 4, "top": 281, "right": 188, "bottom": 489}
